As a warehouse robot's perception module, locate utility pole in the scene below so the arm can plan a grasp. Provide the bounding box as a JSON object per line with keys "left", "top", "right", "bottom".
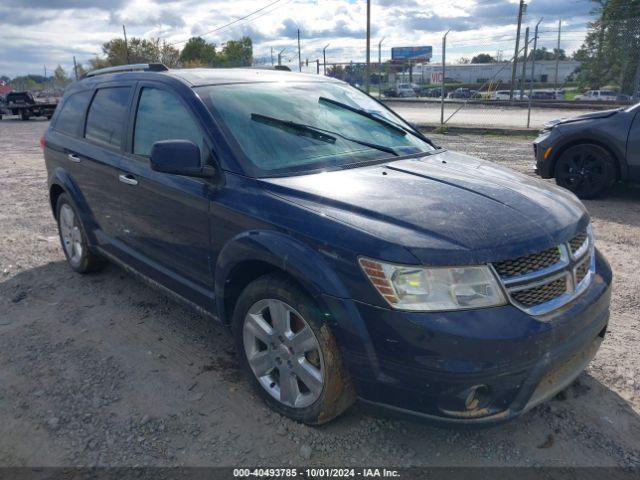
{"left": 316, "top": 59, "right": 320, "bottom": 74}
{"left": 365, "top": 0, "right": 371, "bottom": 93}
{"left": 520, "top": 27, "right": 529, "bottom": 100}
{"left": 527, "top": 18, "right": 542, "bottom": 128}
{"left": 323, "top": 44, "right": 329, "bottom": 75}
{"left": 73, "top": 56, "right": 78, "bottom": 81}
{"left": 297, "top": 29, "right": 302, "bottom": 72}
{"left": 510, "top": 0, "right": 526, "bottom": 101}
{"left": 378, "top": 37, "right": 385, "bottom": 99}
{"left": 441, "top": 30, "right": 450, "bottom": 127}
{"left": 278, "top": 48, "right": 286, "bottom": 66}
{"left": 553, "top": 19, "right": 562, "bottom": 94}
{"left": 634, "top": 48, "right": 640, "bottom": 100}
{"left": 270, "top": 47, "right": 274, "bottom": 66}
{"left": 123, "top": 24, "right": 130, "bottom": 64}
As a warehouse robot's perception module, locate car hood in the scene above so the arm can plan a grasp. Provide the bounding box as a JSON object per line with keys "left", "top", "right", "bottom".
{"left": 545, "top": 108, "right": 622, "bottom": 128}
{"left": 259, "top": 150, "right": 589, "bottom": 265}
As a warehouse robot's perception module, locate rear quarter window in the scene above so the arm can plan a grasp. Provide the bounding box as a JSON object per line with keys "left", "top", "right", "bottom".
{"left": 53, "top": 90, "right": 92, "bottom": 137}
{"left": 85, "top": 87, "right": 131, "bottom": 149}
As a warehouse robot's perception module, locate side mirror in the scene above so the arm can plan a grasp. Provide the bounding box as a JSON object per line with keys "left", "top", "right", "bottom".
{"left": 150, "top": 140, "right": 214, "bottom": 178}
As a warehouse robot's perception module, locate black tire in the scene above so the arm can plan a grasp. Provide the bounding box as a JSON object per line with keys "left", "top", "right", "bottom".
{"left": 55, "top": 194, "right": 106, "bottom": 273}
{"left": 20, "top": 110, "right": 30, "bottom": 121}
{"left": 554, "top": 144, "right": 616, "bottom": 199}
{"left": 232, "top": 273, "right": 356, "bottom": 425}
{"left": 46, "top": 115, "right": 53, "bottom": 120}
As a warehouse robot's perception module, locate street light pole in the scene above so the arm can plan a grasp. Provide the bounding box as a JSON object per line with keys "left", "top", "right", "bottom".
{"left": 365, "top": 0, "right": 371, "bottom": 93}
{"left": 441, "top": 29, "right": 450, "bottom": 127}
{"left": 510, "top": 0, "right": 526, "bottom": 101}
{"left": 297, "top": 29, "right": 302, "bottom": 72}
{"left": 123, "top": 24, "right": 130, "bottom": 64}
{"left": 519, "top": 26, "right": 529, "bottom": 100}
{"left": 527, "top": 18, "right": 543, "bottom": 128}
{"left": 323, "top": 44, "right": 329, "bottom": 75}
{"left": 378, "top": 36, "right": 385, "bottom": 99}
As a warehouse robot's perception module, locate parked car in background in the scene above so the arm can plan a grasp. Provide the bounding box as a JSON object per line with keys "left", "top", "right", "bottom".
{"left": 490, "top": 90, "right": 529, "bottom": 101}
{"left": 574, "top": 90, "right": 618, "bottom": 102}
{"left": 382, "top": 83, "right": 418, "bottom": 98}
{"left": 448, "top": 87, "right": 474, "bottom": 99}
{"left": 530, "top": 91, "right": 556, "bottom": 100}
{"left": 396, "top": 83, "right": 418, "bottom": 97}
{"left": 534, "top": 103, "right": 640, "bottom": 198}
{"left": 0, "top": 91, "right": 58, "bottom": 120}
{"left": 422, "top": 87, "right": 446, "bottom": 98}
{"left": 44, "top": 64, "right": 611, "bottom": 426}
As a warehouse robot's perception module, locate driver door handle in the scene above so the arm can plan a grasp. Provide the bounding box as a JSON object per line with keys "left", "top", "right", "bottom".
{"left": 67, "top": 153, "right": 81, "bottom": 163}
{"left": 118, "top": 174, "right": 138, "bottom": 186}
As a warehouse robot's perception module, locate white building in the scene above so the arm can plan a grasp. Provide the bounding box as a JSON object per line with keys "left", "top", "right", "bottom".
{"left": 399, "top": 60, "right": 580, "bottom": 85}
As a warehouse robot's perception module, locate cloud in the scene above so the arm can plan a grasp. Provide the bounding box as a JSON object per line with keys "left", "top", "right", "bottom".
{"left": 0, "top": 0, "right": 597, "bottom": 78}
{"left": 109, "top": 10, "right": 185, "bottom": 29}
{"left": 0, "top": 7, "right": 49, "bottom": 26}
{"left": 3, "top": 0, "right": 127, "bottom": 9}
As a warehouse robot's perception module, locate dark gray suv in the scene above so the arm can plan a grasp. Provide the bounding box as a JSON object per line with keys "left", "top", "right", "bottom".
{"left": 534, "top": 103, "right": 640, "bottom": 198}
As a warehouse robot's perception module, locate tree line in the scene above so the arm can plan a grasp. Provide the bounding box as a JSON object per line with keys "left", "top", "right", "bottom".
{"left": 1, "top": 35, "right": 253, "bottom": 91}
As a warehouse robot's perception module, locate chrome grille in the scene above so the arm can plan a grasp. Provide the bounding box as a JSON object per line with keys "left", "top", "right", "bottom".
{"left": 575, "top": 256, "right": 590, "bottom": 285}
{"left": 493, "top": 246, "right": 561, "bottom": 278}
{"left": 569, "top": 230, "right": 588, "bottom": 255}
{"left": 511, "top": 277, "right": 568, "bottom": 307}
{"left": 492, "top": 226, "right": 594, "bottom": 316}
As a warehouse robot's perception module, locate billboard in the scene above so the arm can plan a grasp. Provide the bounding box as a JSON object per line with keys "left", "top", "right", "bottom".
{"left": 391, "top": 46, "right": 433, "bottom": 61}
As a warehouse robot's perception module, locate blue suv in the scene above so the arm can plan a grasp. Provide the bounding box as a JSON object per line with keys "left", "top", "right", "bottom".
{"left": 43, "top": 64, "right": 612, "bottom": 425}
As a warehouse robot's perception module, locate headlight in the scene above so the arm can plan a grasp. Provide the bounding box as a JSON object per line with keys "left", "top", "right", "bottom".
{"left": 359, "top": 258, "right": 507, "bottom": 311}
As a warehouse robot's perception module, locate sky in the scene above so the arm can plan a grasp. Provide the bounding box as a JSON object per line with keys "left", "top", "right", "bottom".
{"left": 0, "top": 0, "right": 597, "bottom": 78}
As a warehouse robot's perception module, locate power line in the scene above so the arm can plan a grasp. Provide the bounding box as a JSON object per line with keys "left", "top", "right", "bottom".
{"left": 168, "top": 0, "right": 282, "bottom": 46}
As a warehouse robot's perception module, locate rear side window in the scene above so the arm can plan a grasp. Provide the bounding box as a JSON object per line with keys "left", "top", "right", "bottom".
{"left": 85, "top": 87, "right": 131, "bottom": 149}
{"left": 133, "top": 87, "right": 204, "bottom": 157}
{"left": 54, "top": 91, "right": 92, "bottom": 137}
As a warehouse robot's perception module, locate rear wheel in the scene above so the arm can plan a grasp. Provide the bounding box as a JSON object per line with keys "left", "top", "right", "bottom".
{"left": 20, "top": 110, "right": 30, "bottom": 121}
{"left": 56, "top": 194, "right": 106, "bottom": 273}
{"left": 554, "top": 144, "right": 616, "bottom": 199}
{"left": 233, "top": 273, "right": 355, "bottom": 425}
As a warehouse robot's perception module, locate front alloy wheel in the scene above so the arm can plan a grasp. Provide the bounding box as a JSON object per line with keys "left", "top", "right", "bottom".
{"left": 243, "top": 299, "right": 324, "bottom": 408}
{"left": 233, "top": 273, "right": 355, "bottom": 424}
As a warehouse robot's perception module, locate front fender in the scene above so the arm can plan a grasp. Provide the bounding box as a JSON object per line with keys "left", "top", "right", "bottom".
{"left": 214, "top": 229, "right": 351, "bottom": 323}
{"left": 49, "top": 167, "right": 99, "bottom": 245}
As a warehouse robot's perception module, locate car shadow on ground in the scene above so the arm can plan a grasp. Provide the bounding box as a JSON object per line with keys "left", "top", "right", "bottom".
{"left": 1, "top": 260, "right": 640, "bottom": 466}
{"left": 584, "top": 183, "right": 640, "bottom": 230}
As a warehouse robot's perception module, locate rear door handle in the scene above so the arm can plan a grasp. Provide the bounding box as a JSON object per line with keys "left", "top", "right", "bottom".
{"left": 67, "top": 153, "right": 81, "bottom": 163}
{"left": 118, "top": 174, "right": 138, "bottom": 186}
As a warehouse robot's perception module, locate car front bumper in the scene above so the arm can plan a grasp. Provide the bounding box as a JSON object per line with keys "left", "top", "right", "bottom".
{"left": 533, "top": 129, "right": 558, "bottom": 178}
{"left": 324, "top": 250, "right": 612, "bottom": 425}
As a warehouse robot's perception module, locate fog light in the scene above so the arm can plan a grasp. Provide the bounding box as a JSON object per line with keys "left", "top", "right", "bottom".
{"left": 464, "top": 385, "right": 490, "bottom": 411}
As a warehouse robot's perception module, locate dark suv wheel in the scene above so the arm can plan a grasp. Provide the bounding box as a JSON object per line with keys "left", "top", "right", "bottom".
{"left": 554, "top": 144, "right": 616, "bottom": 199}
{"left": 233, "top": 273, "right": 356, "bottom": 425}
{"left": 56, "top": 193, "right": 106, "bottom": 273}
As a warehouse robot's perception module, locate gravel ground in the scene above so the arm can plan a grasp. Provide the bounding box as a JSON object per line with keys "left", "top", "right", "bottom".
{"left": 1, "top": 118, "right": 639, "bottom": 468}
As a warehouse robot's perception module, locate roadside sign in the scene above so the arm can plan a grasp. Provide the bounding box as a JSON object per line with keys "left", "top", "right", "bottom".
{"left": 391, "top": 46, "right": 433, "bottom": 61}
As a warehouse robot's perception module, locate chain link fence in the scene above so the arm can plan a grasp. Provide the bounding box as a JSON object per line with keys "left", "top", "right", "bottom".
{"left": 280, "top": 17, "right": 639, "bottom": 130}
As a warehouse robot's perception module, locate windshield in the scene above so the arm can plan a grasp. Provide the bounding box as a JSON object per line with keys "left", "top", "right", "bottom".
{"left": 197, "top": 81, "right": 435, "bottom": 176}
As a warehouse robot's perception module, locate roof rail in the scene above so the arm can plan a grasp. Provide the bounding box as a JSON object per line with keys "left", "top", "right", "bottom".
{"left": 84, "top": 63, "right": 169, "bottom": 78}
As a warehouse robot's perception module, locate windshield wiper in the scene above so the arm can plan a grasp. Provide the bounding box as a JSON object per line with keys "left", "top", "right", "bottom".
{"left": 319, "top": 97, "right": 407, "bottom": 136}
{"left": 250, "top": 113, "right": 398, "bottom": 156}
{"left": 319, "top": 96, "right": 434, "bottom": 145}
{"left": 251, "top": 113, "right": 337, "bottom": 144}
